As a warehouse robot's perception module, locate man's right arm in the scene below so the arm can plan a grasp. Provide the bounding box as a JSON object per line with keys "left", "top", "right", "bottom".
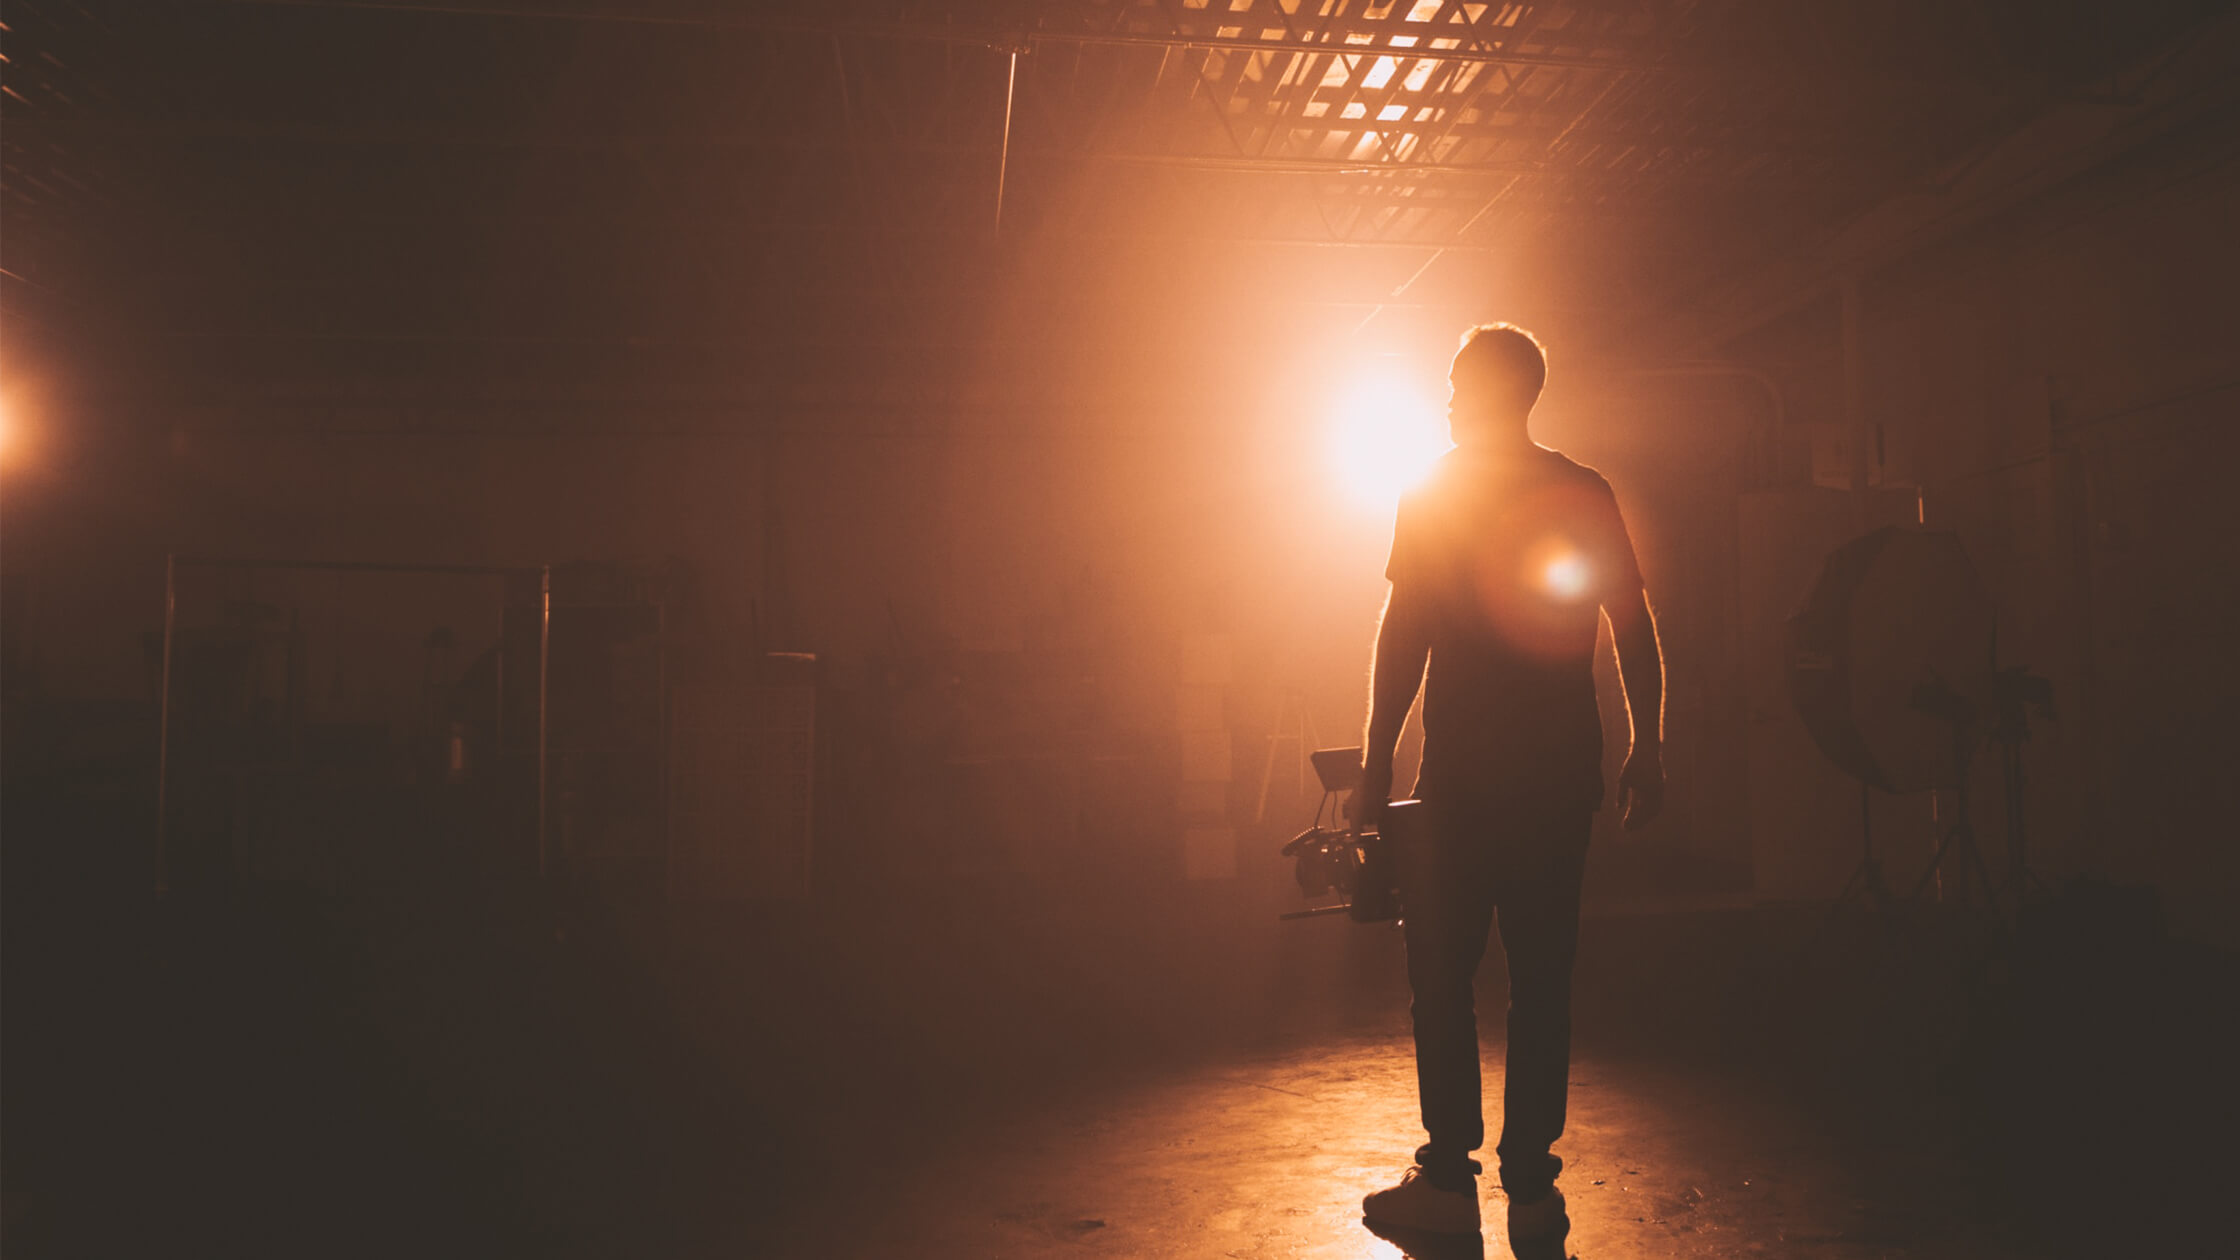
{"left": 1354, "top": 586, "right": 1430, "bottom": 829}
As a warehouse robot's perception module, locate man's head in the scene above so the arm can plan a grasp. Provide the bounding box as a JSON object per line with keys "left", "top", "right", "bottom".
{"left": 1447, "top": 322, "right": 1547, "bottom": 445}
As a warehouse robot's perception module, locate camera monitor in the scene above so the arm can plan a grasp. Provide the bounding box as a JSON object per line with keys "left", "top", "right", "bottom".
{"left": 1309, "top": 747, "right": 1364, "bottom": 794}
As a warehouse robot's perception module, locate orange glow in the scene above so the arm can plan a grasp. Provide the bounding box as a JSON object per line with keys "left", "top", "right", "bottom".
{"left": 1328, "top": 367, "right": 1448, "bottom": 510}
{"left": 1542, "top": 551, "right": 1590, "bottom": 601}
{"left": 1467, "top": 489, "right": 1615, "bottom": 662}
{"left": 0, "top": 378, "right": 58, "bottom": 475}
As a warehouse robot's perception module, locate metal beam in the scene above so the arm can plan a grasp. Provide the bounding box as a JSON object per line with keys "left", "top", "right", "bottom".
{"left": 14, "top": 117, "right": 1837, "bottom": 182}
{"left": 220, "top": 0, "right": 1678, "bottom": 71}
{"left": 217, "top": 0, "right": 1967, "bottom": 91}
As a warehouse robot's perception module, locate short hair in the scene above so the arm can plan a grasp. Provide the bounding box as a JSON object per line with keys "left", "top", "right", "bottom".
{"left": 1454, "top": 322, "right": 1547, "bottom": 405}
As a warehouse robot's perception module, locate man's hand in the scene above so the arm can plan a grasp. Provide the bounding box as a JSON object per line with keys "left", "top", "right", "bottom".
{"left": 1617, "top": 746, "right": 1664, "bottom": 831}
{"left": 1348, "top": 758, "right": 1395, "bottom": 832}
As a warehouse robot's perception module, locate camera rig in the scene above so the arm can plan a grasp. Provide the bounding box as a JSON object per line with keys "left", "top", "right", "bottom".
{"left": 1278, "top": 747, "right": 1405, "bottom": 923}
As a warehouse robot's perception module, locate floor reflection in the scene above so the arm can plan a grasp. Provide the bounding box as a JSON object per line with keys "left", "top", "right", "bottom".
{"left": 1361, "top": 1216, "right": 1572, "bottom": 1260}
{"left": 1361, "top": 1218, "right": 1486, "bottom": 1260}
{"left": 1504, "top": 1227, "right": 1571, "bottom": 1260}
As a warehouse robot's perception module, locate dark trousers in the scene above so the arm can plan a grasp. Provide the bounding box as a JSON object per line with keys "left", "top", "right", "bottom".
{"left": 1397, "top": 795, "right": 1590, "bottom": 1199}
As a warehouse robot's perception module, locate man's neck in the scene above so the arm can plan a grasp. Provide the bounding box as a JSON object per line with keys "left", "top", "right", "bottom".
{"left": 1455, "top": 432, "right": 1539, "bottom": 457}
{"left": 1452, "top": 407, "right": 1535, "bottom": 452}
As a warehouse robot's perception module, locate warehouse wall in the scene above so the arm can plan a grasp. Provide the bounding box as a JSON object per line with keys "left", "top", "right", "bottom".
{"left": 1725, "top": 102, "right": 2240, "bottom": 942}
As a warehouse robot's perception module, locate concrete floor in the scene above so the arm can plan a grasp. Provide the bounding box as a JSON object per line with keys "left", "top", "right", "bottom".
{"left": 768, "top": 1033, "right": 2001, "bottom": 1260}
{"left": 5, "top": 804, "right": 2231, "bottom": 1258}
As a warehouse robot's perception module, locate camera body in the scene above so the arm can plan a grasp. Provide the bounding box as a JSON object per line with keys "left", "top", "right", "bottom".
{"left": 1279, "top": 798, "right": 1415, "bottom": 923}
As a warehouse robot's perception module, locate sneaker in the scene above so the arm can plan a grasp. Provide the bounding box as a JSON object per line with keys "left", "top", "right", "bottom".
{"left": 1505, "top": 1185, "right": 1568, "bottom": 1242}
{"left": 1362, "top": 1166, "right": 1481, "bottom": 1236}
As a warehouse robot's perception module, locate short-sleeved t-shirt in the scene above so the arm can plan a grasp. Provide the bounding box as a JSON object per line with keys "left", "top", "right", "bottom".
{"left": 1386, "top": 444, "right": 1642, "bottom": 807}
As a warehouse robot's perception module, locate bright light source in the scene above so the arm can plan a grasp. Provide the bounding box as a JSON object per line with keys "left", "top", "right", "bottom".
{"left": 1328, "top": 368, "right": 1448, "bottom": 510}
{"left": 1543, "top": 552, "right": 1590, "bottom": 600}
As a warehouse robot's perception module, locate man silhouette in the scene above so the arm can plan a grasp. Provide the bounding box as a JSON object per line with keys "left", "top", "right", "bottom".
{"left": 1354, "top": 324, "right": 1664, "bottom": 1245}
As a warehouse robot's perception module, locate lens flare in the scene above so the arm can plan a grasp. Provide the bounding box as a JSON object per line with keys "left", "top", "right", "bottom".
{"left": 1328, "top": 370, "right": 1448, "bottom": 510}
{"left": 1543, "top": 552, "right": 1590, "bottom": 600}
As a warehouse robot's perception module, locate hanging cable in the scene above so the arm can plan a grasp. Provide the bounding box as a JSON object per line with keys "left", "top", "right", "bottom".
{"left": 994, "top": 45, "right": 1020, "bottom": 242}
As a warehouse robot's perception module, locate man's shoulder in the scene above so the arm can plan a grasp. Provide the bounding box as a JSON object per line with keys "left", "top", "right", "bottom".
{"left": 1410, "top": 445, "right": 1616, "bottom": 507}
{"left": 1532, "top": 444, "right": 1615, "bottom": 494}
{"left": 1405, "top": 448, "right": 1476, "bottom": 505}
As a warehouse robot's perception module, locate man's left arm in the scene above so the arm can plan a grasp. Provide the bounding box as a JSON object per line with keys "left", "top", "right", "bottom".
{"left": 1595, "top": 476, "right": 1664, "bottom": 830}
{"left": 1606, "top": 587, "right": 1664, "bottom": 829}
